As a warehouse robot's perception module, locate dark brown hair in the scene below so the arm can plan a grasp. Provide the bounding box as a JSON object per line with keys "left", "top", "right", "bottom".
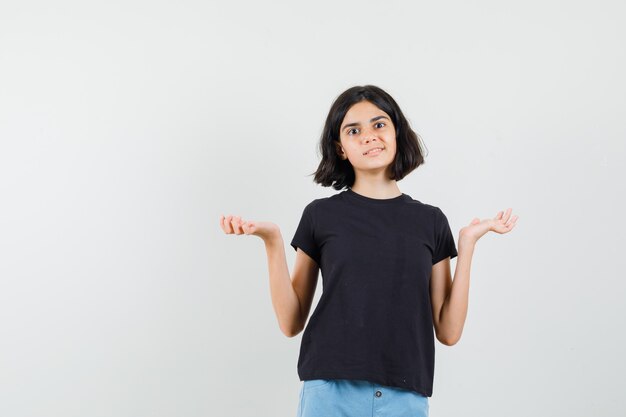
{"left": 311, "top": 85, "right": 427, "bottom": 190}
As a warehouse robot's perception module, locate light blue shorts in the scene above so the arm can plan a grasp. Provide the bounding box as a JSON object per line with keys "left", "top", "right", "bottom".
{"left": 297, "top": 379, "right": 429, "bottom": 417}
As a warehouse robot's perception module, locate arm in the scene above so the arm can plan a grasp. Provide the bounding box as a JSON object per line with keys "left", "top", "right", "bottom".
{"left": 264, "top": 231, "right": 320, "bottom": 338}
{"left": 219, "top": 215, "right": 320, "bottom": 338}
{"left": 430, "top": 236, "right": 474, "bottom": 346}
{"left": 430, "top": 208, "right": 519, "bottom": 346}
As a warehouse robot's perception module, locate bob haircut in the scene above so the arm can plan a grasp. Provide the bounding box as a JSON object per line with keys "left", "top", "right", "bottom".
{"left": 312, "top": 85, "right": 427, "bottom": 190}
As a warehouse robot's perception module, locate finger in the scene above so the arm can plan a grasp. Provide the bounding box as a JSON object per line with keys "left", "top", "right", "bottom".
{"left": 223, "top": 215, "right": 234, "bottom": 233}
{"left": 219, "top": 214, "right": 231, "bottom": 233}
{"left": 501, "top": 208, "right": 512, "bottom": 223}
{"left": 231, "top": 215, "right": 243, "bottom": 235}
{"left": 241, "top": 219, "right": 252, "bottom": 234}
{"left": 494, "top": 211, "right": 503, "bottom": 220}
{"left": 506, "top": 214, "right": 519, "bottom": 228}
{"left": 235, "top": 216, "right": 246, "bottom": 235}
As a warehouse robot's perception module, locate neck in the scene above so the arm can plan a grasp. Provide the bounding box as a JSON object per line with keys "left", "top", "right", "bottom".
{"left": 350, "top": 178, "right": 402, "bottom": 199}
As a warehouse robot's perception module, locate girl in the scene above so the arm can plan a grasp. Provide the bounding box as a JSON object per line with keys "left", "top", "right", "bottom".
{"left": 219, "top": 85, "right": 518, "bottom": 417}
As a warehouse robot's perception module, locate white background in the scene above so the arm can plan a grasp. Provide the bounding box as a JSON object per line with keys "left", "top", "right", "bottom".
{"left": 1, "top": 1, "right": 624, "bottom": 416}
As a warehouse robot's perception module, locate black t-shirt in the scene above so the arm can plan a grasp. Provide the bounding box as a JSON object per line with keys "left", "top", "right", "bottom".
{"left": 290, "top": 188, "right": 458, "bottom": 397}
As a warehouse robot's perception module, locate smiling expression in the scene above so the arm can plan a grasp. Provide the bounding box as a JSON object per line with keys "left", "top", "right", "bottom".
{"left": 335, "top": 100, "right": 397, "bottom": 173}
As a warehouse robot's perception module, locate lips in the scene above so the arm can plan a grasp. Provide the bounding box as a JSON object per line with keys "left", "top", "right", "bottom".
{"left": 363, "top": 147, "right": 384, "bottom": 155}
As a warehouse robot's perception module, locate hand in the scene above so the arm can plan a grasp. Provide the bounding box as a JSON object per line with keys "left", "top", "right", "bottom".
{"left": 459, "top": 208, "right": 519, "bottom": 244}
{"left": 219, "top": 214, "right": 280, "bottom": 242}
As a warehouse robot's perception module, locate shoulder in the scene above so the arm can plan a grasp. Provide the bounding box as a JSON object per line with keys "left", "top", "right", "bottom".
{"left": 404, "top": 196, "right": 441, "bottom": 216}
{"left": 406, "top": 194, "right": 451, "bottom": 215}
{"left": 302, "top": 196, "right": 328, "bottom": 211}
{"left": 298, "top": 195, "right": 334, "bottom": 222}
{"left": 403, "top": 197, "right": 454, "bottom": 228}
{"left": 301, "top": 191, "right": 345, "bottom": 212}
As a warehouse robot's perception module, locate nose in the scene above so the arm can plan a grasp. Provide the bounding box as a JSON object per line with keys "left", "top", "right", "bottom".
{"left": 361, "top": 126, "right": 378, "bottom": 143}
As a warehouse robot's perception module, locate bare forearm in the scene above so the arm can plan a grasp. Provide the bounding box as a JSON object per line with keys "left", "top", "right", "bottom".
{"left": 264, "top": 232, "right": 301, "bottom": 337}
{"left": 439, "top": 236, "right": 475, "bottom": 345}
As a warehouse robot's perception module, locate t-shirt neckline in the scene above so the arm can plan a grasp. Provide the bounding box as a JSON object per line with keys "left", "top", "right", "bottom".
{"left": 344, "top": 188, "right": 409, "bottom": 205}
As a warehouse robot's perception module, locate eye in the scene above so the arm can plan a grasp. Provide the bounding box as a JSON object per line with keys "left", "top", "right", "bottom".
{"left": 347, "top": 128, "right": 359, "bottom": 135}
{"left": 375, "top": 122, "right": 386, "bottom": 128}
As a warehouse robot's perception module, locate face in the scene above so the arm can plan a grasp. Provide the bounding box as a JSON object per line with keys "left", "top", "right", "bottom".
{"left": 335, "top": 100, "right": 396, "bottom": 173}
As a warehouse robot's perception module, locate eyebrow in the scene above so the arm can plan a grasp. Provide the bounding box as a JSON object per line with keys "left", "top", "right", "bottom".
{"left": 341, "top": 115, "right": 390, "bottom": 131}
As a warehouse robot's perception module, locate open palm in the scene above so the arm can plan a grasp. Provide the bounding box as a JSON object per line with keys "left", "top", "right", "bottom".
{"left": 460, "top": 208, "right": 519, "bottom": 243}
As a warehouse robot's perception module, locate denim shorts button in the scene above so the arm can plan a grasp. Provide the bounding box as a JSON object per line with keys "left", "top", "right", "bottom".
{"left": 375, "top": 390, "right": 382, "bottom": 397}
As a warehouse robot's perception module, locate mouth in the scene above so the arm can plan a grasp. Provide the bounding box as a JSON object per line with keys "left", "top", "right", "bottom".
{"left": 363, "top": 147, "right": 385, "bottom": 156}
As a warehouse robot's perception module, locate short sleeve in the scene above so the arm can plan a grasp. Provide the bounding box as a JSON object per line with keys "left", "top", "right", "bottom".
{"left": 290, "top": 202, "right": 321, "bottom": 266}
{"left": 432, "top": 207, "right": 458, "bottom": 265}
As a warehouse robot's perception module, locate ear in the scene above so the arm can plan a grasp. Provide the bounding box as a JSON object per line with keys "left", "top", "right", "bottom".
{"left": 334, "top": 140, "right": 347, "bottom": 160}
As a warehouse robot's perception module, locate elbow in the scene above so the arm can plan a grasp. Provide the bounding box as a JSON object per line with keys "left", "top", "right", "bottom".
{"left": 280, "top": 308, "right": 306, "bottom": 338}
{"left": 437, "top": 332, "right": 461, "bottom": 346}
{"left": 282, "top": 328, "right": 296, "bottom": 338}
{"left": 280, "top": 326, "right": 294, "bottom": 338}
{"left": 440, "top": 337, "right": 459, "bottom": 346}
{"left": 283, "top": 329, "right": 302, "bottom": 338}
{"left": 281, "top": 323, "right": 304, "bottom": 338}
